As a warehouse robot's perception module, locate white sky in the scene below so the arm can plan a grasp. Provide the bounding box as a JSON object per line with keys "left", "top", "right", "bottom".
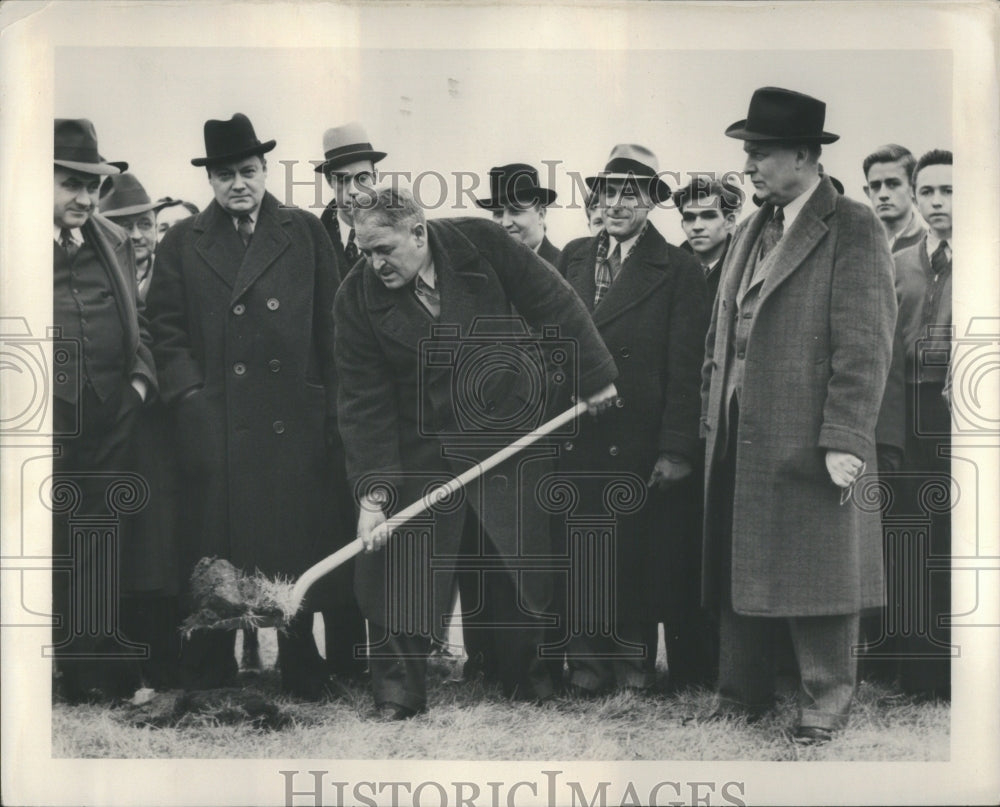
{"left": 56, "top": 47, "right": 951, "bottom": 247}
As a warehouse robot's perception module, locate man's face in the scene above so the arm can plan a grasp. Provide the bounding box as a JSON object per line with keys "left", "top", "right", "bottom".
{"left": 326, "top": 158, "right": 377, "bottom": 227}
{"left": 599, "top": 179, "right": 651, "bottom": 240}
{"left": 208, "top": 156, "right": 267, "bottom": 216}
{"left": 356, "top": 217, "right": 426, "bottom": 289}
{"left": 54, "top": 167, "right": 100, "bottom": 229}
{"left": 113, "top": 211, "right": 157, "bottom": 265}
{"left": 914, "top": 163, "right": 952, "bottom": 237}
{"left": 680, "top": 194, "right": 736, "bottom": 259}
{"left": 157, "top": 205, "right": 194, "bottom": 242}
{"left": 742, "top": 142, "right": 803, "bottom": 205}
{"left": 864, "top": 161, "right": 914, "bottom": 224}
{"left": 491, "top": 203, "right": 546, "bottom": 249}
{"left": 587, "top": 207, "right": 605, "bottom": 236}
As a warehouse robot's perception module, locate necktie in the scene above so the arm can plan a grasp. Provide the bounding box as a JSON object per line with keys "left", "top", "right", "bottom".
{"left": 414, "top": 275, "right": 440, "bottom": 319}
{"left": 60, "top": 228, "right": 79, "bottom": 260}
{"left": 930, "top": 239, "right": 950, "bottom": 279}
{"left": 237, "top": 215, "right": 253, "bottom": 248}
{"left": 759, "top": 206, "right": 784, "bottom": 259}
{"left": 594, "top": 243, "right": 620, "bottom": 307}
{"left": 345, "top": 229, "right": 360, "bottom": 265}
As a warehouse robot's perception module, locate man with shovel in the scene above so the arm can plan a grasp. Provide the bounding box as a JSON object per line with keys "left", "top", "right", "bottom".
{"left": 334, "top": 185, "right": 618, "bottom": 720}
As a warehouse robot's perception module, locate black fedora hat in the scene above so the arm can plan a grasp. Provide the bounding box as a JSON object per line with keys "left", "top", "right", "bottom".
{"left": 191, "top": 113, "right": 276, "bottom": 167}
{"left": 585, "top": 144, "right": 672, "bottom": 204}
{"left": 725, "top": 86, "right": 839, "bottom": 144}
{"left": 99, "top": 173, "right": 178, "bottom": 217}
{"left": 54, "top": 119, "right": 121, "bottom": 176}
{"left": 314, "top": 122, "right": 387, "bottom": 175}
{"left": 475, "top": 164, "right": 557, "bottom": 210}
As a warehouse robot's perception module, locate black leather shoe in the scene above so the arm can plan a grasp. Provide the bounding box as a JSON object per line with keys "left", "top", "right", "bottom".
{"left": 790, "top": 725, "right": 834, "bottom": 746}
{"left": 374, "top": 702, "right": 418, "bottom": 721}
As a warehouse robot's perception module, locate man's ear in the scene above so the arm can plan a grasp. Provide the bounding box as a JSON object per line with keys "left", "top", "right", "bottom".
{"left": 862, "top": 185, "right": 871, "bottom": 197}
{"left": 412, "top": 222, "right": 426, "bottom": 242}
{"left": 537, "top": 204, "right": 547, "bottom": 221}
{"left": 724, "top": 212, "right": 737, "bottom": 233}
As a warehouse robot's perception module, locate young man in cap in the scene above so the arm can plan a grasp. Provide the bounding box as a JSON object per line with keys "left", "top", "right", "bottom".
{"left": 888, "top": 149, "right": 954, "bottom": 699}
{"left": 673, "top": 176, "right": 745, "bottom": 305}
{"left": 51, "top": 118, "right": 157, "bottom": 701}
{"left": 316, "top": 122, "right": 386, "bottom": 272}
{"left": 475, "top": 163, "right": 562, "bottom": 267}
{"left": 862, "top": 144, "right": 927, "bottom": 254}
{"left": 701, "top": 87, "right": 896, "bottom": 745}
{"left": 146, "top": 113, "right": 351, "bottom": 699}
{"left": 336, "top": 186, "right": 618, "bottom": 719}
{"left": 556, "top": 145, "right": 715, "bottom": 696}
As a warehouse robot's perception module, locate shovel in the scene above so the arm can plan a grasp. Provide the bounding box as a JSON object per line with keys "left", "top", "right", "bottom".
{"left": 182, "top": 400, "right": 590, "bottom": 634}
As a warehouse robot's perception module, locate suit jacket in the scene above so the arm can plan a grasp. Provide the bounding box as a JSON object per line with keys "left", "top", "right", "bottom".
{"left": 334, "top": 217, "right": 617, "bottom": 632}
{"left": 894, "top": 234, "right": 952, "bottom": 386}
{"left": 701, "top": 177, "right": 896, "bottom": 616}
{"left": 558, "top": 224, "right": 709, "bottom": 619}
{"left": 681, "top": 235, "right": 730, "bottom": 304}
{"left": 53, "top": 213, "right": 157, "bottom": 403}
{"left": 147, "top": 192, "right": 349, "bottom": 581}
{"left": 537, "top": 235, "right": 562, "bottom": 269}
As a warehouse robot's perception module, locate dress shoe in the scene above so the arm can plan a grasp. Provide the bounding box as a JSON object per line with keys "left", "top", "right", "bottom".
{"left": 373, "top": 702, "right": 419, "bottom": 721}
{"left": 790, "top": 725, "right": 834, "bottom": 746}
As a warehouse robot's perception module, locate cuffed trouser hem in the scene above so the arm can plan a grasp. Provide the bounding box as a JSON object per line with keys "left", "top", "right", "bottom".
{"left": 799, "top": 708, "right": 850, "bottom": 731}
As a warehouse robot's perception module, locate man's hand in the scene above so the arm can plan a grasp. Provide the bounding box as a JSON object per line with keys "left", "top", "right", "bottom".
{"left": 130, "top": 377, "right": 148, "bottom": 404}
{"left": 584, "top": 383, "right": 619, "bottom": 416}
{"left": 647, "top": 453, "right": 692, "bottom": 490}
{"left": 357, "top": 495, "right": 389, "bottom": 553}
{"left": 825, "top": 450, "right": 864, "bottom": 488}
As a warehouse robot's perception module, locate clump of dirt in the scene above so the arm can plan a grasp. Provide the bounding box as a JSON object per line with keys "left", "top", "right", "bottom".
{"left": 119, "top": 687, "right": 291, "bottom": 731}
{"left": 181, "top": 557, "right": 298, "bottom": 634}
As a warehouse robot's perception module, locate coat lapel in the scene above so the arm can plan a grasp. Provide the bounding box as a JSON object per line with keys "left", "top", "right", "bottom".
{"left": 434, "top": 221, "right": 491, "bottom": 330}
{"left": 193, "top": 201, "right": 244, "bottom": 289}
{"left": 231, "top": 193, "right": 292, "bottom": 303}
{"left": 86, "top": 214, "right": 139, "bottom": 352}
{"left": 564, "top": 239, "right": 599, "bottom": 313}
{"left": 593, "top": 225, "right": 670, "bottom": 327}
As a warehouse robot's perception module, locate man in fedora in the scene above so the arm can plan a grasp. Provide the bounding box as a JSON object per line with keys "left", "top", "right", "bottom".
{"left": 556, "top": 145, "right": 715, "bottom": 696}
{"left": 315, "top": 122, "right": 387, "bottom": 273}
{"left": 146, "top": 113, "right": 351, "bottom": 699}
{"left": 701, "top": 87, "right": 896, "bottom": 744}
{"left": 51, "top": 118, "right": 157, "bottom": 701}
{"left": 475, "top": 163, "right": 562, "bottom": 267}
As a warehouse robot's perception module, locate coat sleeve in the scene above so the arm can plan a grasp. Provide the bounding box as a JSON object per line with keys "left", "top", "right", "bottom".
{"left": 145, "top": 223, "right": 203, "bottom": 404}
{"left": 818, "top": 205, "right": 897, "bottom": 460}
{"left": 333, "top": 274, "right": 404, "bottom": 491}
{"left": 660, "top": 252, "right": 710, "bottom": 460}
{"left": 478, "top": 222, "right": 618, "bottom": 398}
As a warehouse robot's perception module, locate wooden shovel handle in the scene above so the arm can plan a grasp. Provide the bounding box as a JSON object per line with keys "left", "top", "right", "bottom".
{"left": 288, "top": 401, "right": 589, "bottom": 608}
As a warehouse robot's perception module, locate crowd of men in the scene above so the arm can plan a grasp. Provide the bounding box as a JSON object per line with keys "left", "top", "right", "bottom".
{"left": 51, "top": 84, "right": 953, "bottom": 745}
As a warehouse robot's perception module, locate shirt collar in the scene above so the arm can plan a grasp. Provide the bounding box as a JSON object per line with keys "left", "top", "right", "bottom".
{"left": 779, "top": 176, "right": 822, "bottom": 232}
{"left": 231, "top": 211, "right": 256, "bottom": 230}
{"left": 417, "top": 260, "right": 437, "bottom": 290}
{"left": 609, "top": 227, "right": 642, "bottom": 261}
{"left": 55, "top": 224, "right": 82, "bottom": 244}
{"left": 926, "top": 231, "right": 952, "bottom": 260}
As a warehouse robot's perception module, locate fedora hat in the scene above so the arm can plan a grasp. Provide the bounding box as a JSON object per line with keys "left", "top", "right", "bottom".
{"left": 725, "top": 86, "right": 839, "bottom": 144}
{"left": 585, "top": 144, "right": 672, "bottom": 203}
{"left": 314, "top": 122, "right": 387, "bottom": 175}
{"left": 99, "top": 173, "right": 177, "bottom": 217}
{"left": 474, "top": 163, "right": 557, "bottom": 210}
{"left": 54, "top": 119, "right": 121, "bottom": 176}
{"left": 191, "top": 113, "right": 276, "bottom": 167}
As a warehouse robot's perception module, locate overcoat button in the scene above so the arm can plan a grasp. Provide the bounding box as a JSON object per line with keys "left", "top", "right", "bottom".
{"left": 233, "top": 362, "right": 246, "bottom": 375}
{"left": 615, "top": 397, "right": 624, "bottom": 408}
{"left": 620, "top": 347, "right": 631, "bottom": 358}
{"left": 273, "top": 420, "right": 285, "bottom": 434}
{"left": 266, "top": 298, "right": 280, "bottom": 311}
{"left": 736, "top": 351, "right": 745, "bottom": 359}
{"left": 564, "top": 441, "right": 574, "bottom": 451}
{"left": 609, "top": 445, "right": 619, "bottom": 456}
{"left": 233, "top": 303, "right": 246, "bottom": 315}
{"left": 269, "top": 359, "right": 281, "bottom": 373}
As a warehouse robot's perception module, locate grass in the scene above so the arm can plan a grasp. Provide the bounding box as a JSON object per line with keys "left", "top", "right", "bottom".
{"left": 52, "top": 627, "right": 949, "bottom": 761}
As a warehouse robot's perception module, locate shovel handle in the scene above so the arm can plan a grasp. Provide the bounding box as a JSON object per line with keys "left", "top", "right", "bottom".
{"left": 288, "top": 400, "right": 589, "bottom": 608}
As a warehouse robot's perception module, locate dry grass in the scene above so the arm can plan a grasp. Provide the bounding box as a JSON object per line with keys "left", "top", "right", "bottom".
{"left": 52, "top": 634, "right": 949, "bottom": 761}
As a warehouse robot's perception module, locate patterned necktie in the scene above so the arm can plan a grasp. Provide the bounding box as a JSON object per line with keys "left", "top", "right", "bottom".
{"left": 237, "top": 214, "right": 253, "bottom": 248}
{"left": 345, "top": 229, "right": 360, "bottom": 265}
{"left": 594, "top": 243, "right": 620, "bottom": 307}
{"left": 759, "top": 206, "right": 784, "bottom": 259}
{"left": 930, "top": 239, "right": 950, "bottom": 279}
{"left": 414, "top": 275, "right": 440, "bottom": 319}
{"left": 60, "top": 228, "right": 79, "bottom": 260}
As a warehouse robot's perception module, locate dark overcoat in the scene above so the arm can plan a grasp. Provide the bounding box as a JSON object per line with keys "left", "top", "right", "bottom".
{"left": 557, "top": 225, "right": 709, "bottom": 620}
{"left": 334, "top": 217, "right": 617, "bottom": 634}
{"left": 701, "top": 178, "right": 896, "bottom": 616}
{"left": 146, "top": 192, "right": 348, "bottom": 582}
